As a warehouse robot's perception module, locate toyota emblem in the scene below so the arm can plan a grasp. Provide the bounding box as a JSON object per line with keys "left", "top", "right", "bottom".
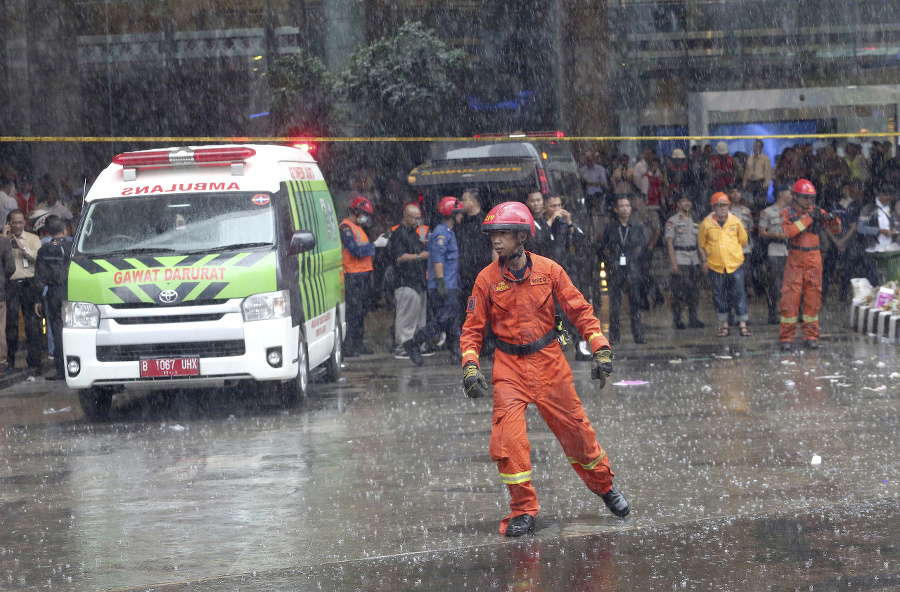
{"left": 159, "top": 289, "right": 178, "bottom": 304}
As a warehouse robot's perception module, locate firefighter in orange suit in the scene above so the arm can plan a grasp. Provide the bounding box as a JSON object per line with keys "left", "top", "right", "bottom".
{"left": 340, "top": 196, "right": 375, "bottom": 357}
{"left": 780, "top": 179, "right": 841, "bottom": 351}
{"left": 460, "top": 201, "right": 630, "bottom": 537}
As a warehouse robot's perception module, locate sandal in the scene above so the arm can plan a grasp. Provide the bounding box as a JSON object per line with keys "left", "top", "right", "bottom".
{"left": 739, "top": 326, "right": 752, "bottom": 337}
{"left": 717, "top": 327, "right": 730, "bottom": 337}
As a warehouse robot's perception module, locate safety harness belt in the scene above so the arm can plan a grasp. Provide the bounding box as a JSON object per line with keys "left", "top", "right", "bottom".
{"left": 496, "top": 327, "right": 558, "bottom": 356}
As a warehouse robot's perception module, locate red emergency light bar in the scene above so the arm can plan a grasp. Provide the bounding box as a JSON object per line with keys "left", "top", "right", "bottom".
{"left": 112, "top": 147, "right": 256, "bottom": 168}
{"left": 474, "top": 131, "right": 566, "bottom": 139}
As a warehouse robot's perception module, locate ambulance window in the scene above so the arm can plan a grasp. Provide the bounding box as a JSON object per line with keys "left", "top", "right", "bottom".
{"left": 76, "top": 192, "right": 276, "bottom": 256}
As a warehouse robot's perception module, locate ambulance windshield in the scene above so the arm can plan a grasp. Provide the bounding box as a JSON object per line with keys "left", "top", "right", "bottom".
{"left": 76, "top": 192, "right": 276, "bottom": 256}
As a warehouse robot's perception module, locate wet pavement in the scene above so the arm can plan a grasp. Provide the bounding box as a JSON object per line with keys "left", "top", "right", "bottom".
{"left": 1, "top": 297, "right": 899, "bottom": 591}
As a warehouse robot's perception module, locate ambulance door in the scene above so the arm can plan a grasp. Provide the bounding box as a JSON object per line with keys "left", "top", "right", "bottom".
{"left": 284, "top": 178, "right": 341, "bottom": 369}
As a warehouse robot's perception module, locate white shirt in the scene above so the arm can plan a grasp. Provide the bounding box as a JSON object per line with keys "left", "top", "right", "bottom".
{"left": 0, "top": 191, "right": 17, "bottom": 225}
{"left": 875, "top": 202, "right": 896, "bottom": 248}
{"left": 580, "top": 164, "right": 608, "bottom": 196}
{"left": 632, "top": 160, "right": 649, "bottom": 196}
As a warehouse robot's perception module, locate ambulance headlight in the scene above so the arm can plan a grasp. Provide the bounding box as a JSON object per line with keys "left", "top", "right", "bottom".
{"left": 63, "top": 302, "right": 100, "bottom": 329}
{"left": 242, "top": 290, "right": 291, "bottom": 322}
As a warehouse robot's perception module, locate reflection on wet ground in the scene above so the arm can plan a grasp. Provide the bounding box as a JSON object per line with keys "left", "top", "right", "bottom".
{"left": 0, "top": 302, "right": 898, "bottom": 590}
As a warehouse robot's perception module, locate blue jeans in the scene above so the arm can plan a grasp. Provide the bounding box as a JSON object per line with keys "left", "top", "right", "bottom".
{"left": 708, "top": 265, "right": 749, "bottom": 324}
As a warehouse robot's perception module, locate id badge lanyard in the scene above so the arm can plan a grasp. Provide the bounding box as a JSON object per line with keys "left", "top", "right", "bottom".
{"left": 618, "top": 225, "right": 630, "bottom": 266}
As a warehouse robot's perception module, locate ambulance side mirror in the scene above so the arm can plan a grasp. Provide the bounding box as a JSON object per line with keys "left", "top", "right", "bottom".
{"left": 289, "top": 230, "right": 316, "bottom": 255}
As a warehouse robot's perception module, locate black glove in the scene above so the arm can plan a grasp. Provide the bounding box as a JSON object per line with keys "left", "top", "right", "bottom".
{"left": 462, "top": 362, "right": 489, "bottom": 398}
{"left": 591, "top": 348, "right": 613, "bottom": 388}
{"left": 808, "top": 207, "right": 824, "bottom": 222}
{"left": 437, "top": 277, "right": 448, "bottom": 299}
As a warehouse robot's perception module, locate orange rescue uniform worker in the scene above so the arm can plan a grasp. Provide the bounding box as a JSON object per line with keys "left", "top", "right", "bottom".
{"left": 460, "top": 201, "right": 630, "bottom": 537}
{"left": 340, "top": 197, "right": 375, "bottom": 357}
{"left": 779, "top": 179, "right": 841, "bottom": 350}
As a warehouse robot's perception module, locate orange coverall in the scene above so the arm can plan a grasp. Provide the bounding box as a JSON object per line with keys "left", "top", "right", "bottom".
{"left": 780, "top": 204, "right": 841, "bottom": 342}
{"left": 460, "top": 252, "right": 613, "bottom": 533}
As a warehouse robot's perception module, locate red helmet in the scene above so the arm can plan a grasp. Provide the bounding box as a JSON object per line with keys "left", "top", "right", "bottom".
{"left": 349, "top": 196, "right": 374, "bottom": 214}
{"left": 437, "top": 196, "right": 464, "bottom": 217}
{"left": 482, "top": 201, "right": 535, "bottom": 239}
{"left": 710, "top": 191, "right": 731, "bottom": 206}
{"left": 792, "top": 179, "right": 817, "bottom": 196}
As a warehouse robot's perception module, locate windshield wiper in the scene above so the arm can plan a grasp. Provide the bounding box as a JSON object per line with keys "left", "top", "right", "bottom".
{"left": 219, "top": 242, "right": 274, "bottom": 251}
{"left": 89, "top": 247, "right": 180, "bottom": 257}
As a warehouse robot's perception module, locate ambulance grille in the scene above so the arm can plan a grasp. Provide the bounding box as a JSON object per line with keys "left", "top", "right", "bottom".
{"left": 111, "top": 314, "right": 225, "bottom": 325}
{"left": 96, "top": 341, "right": 245, "bottom": 362}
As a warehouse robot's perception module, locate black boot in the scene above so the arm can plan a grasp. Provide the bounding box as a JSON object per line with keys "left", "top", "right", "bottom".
{"left": 504, "top": 514, "right": 536, "bottom": 537}
{"left": 402, "top": 333, "right": 425, "bottom": 366}
{"left": 781, "top": 341, "right": 793, "bottom": 352}
{"left": 600, "top": 485, "right": 631, "bottom": 517}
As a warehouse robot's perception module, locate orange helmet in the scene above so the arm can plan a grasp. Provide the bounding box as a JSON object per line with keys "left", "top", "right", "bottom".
{"left": 710, "top": 192, "right": 731, "bottom": 206}
{"left": 437, "top": 196, "right": 464, "bottom": 217}
{"left": 792, "top": 179, "right": 817, "bottom": 196}
{"left": 349, "top": 196, "right": 374, "bottom": 214}
{"left": 482, "top": 201, "right": 535, "bottom": 239}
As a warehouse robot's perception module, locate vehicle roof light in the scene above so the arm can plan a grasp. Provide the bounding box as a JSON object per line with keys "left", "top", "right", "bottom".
{"left": 112, "top": 147, "right": 256, "bottom": 168}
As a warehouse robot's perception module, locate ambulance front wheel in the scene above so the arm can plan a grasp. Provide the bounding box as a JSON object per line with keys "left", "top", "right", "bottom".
{"left": 280, "top": 341, "right": 310, "bottom": 405}
{"left": 79, "top": 387, "right": 113, "bottom": 421}
{"left": 324, "top": 323, "right": 342, "bottom": 382}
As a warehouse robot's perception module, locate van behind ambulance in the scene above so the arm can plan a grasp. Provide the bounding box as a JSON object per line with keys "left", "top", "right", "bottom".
{"left": 64, "top": 145, "right": 345, "bottom": 419}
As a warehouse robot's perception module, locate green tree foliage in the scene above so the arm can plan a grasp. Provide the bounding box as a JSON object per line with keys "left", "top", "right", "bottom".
{"left": 340, "top": 21, "right": 470, "bottom": 138}
{"left": 268, "top": 52, "right": 339, "bottom": 137}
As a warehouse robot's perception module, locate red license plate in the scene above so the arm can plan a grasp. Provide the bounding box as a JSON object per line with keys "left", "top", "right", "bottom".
{"left": 140, "top": 357, "right": 200, "bottom": 378}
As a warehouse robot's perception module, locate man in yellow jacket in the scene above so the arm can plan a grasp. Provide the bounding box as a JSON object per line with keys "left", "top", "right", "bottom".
{"left": 698, "top": 191, "right": 750, "bottom": 337}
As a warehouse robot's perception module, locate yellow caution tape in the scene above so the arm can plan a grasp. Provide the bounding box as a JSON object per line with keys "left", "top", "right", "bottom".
{"left": 1, "top": 132, "right": 898, "bottom": 143}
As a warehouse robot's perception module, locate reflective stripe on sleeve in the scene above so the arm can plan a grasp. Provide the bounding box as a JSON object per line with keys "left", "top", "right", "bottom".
{"left": 588, "top": 332, "right": 605, "bottom": 344}
{"left": 793, "top": 220, "right": 806, "bottom": 232}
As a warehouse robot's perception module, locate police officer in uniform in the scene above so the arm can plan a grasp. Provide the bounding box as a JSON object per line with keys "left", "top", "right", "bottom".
{"left": 665, "top": 195, "right": 704, "bottom": 329}
{"left": 339, "top": 197, "right": 376, "bottom": 357}
{"left": 33, "top": 215, "right": 71, "bottom": 380}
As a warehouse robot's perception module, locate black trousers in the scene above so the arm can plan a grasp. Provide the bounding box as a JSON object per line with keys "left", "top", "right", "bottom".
{"left": 6, "top": 279, "right": 42, "bottom": 368}
{"left": 608, "top": 273, "right": 644, "bottom": 342}
{"left": 670, "top": 264, "right": 701, "bottom": 322}
{"left": 766, "top": 256, "right": 787, "bottom": 318}
{"left": 344, "top": 271, "right": 371, "bottom": 344}
{"left": 46, "top": 288, "right": 65, "bottom": 377}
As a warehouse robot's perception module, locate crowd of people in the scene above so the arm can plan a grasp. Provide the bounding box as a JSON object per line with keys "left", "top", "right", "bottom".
{"left": 341, "top": 139, "right": 900, "bottom": 361}
{"left": 574, "top": 140, "right": 900, "bottom": 339}
{"left": 0, "top": 167, "right": 80, "bottom": 377}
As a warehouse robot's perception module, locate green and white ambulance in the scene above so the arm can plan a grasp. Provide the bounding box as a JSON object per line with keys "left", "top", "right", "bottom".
{"left": 64, "top": 145, "right": 345, "bottom": 419}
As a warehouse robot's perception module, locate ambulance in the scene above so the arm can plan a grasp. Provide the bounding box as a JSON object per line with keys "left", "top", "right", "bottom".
{"left": 64, "top": 145, "right": 345, "bottom": 419}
